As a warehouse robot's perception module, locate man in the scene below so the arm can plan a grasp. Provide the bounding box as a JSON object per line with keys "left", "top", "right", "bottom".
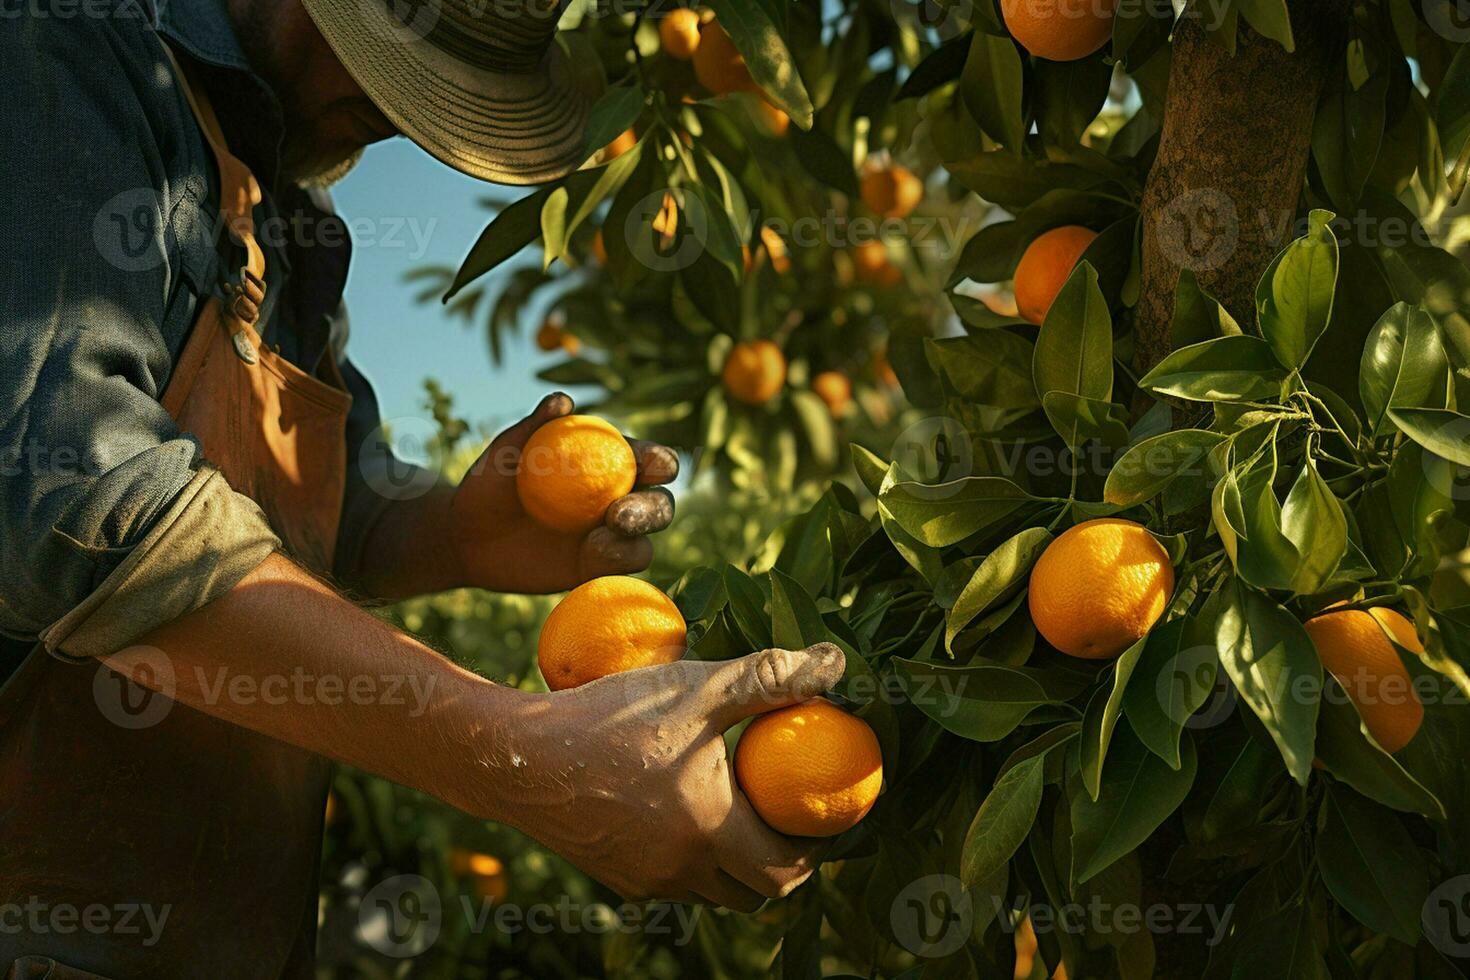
{"left": 0, "top": 0, "right": 842, "bottom": 974}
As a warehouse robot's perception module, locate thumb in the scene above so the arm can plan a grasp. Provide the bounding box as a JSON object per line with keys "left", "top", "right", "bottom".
{"left": 701, "top": 642, "right": 846, "bottom": 732}
{"left": 477, "top": 392, "right": 573, "bottom": 480}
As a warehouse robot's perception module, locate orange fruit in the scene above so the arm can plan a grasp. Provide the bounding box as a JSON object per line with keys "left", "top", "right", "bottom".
{"left": 515, "top": 415, "right": 637, "bottom": 534}
{"left": 759, "top": 226, "right": 790, "bottom": 274}
{"left": 652, "top": 191, "right": 679, "bottom": 251}
{"left": 754, "top": 98, "right": 790, "bottom": 137}
{"left": 1014, "top": 225, "right": 1097, "bottom": 324}
{"left": 323, "top": 792, "right": 339, "bottom": 826}
{"left": 722, "top": 340, "right": 787, "bottom": 405}
{"left": 872, "top": 349, "right": 899, "bottom": 387}
{"left": 852, "top": 239, "right": 901, "bottom": 286}
{"left": 1015, "top": 916, "right": 1038, "bottom": 978}
{"left": 601, "top": 127, "right": 637, "bottom": 163}
{"left": 538, "top": 576, "right": 687, "bottom": 691}
{"left": 560, "top": 333, "right": 581, "bottom": 355}
{"left": 1304, "top": 605, "right": 1424, "bottom": 753}
{"left": 860, "top": 161, "right": 924, "bottom": 219}
{"left": 449, "top": 849, "right": 509, "bottom": 902}
{"left": 659, "top": 8, "right": 702, "bottom": 60}
{"left": 734, "top": 699, "right": 883, "bottom": 837}
{"left": 535, "top": 319, "right": 564, "bottom": 352}
{"left": 1001, "top": 0, "right": 1118, "bottom": 62}
{"left": 812, "top": 371, "right": 852, "bottom": 417}
{"left": 1028, "top": 519, "right": 1174, "bottom": 659}
{"left": 591, "top": 228, "right": 608, "bottom": 265}
{"left": 693, "top": 20, "right": 756, "bottom": 95}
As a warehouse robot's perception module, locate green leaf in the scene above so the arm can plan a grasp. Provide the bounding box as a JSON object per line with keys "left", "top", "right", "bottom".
{"left": 579, "top": 84, "right": 644, "bottom": 166}
{"left": 722, "top": 564, "right": 772, "bottom": 649}
{"left": 951, "top": 293, "right": 1028, "bottom": 331}
{"left": 1104, "top": 430, "right": 1224, "bottom": 507}
{"left": 944, "top": 151, "right": 1110, "bottom": 210}
{"left": 1318, "top": 786, "right": 1432, "bottom": 945}
{"left": 947, "top": 220, "right": 1026, "bottom": 286}
{"left": 960, "top": 753, "right": 1046, "bottom": 888}
{"left": 1041, "top": 392, "right": 1131, "bottom": 452}
{"left": 1316, "top": 679, "right": 1445, "bottom": 819}
{"left": 1359, "top": 302, "right": 1451, "bottom": 436}
{"left": 946, "top": 528, "right": 1052, "bottom": 651}
{"left": 704, "top": 0, "right": 814, "bottom": 129}
{"left": 894, "top": 658, "right": 1090, "bottom": 743}
{"left": 448, "top": 187, "right": 554, "bottom": 298}
{"left": 1235, "top": 0, "right": 1295, "bottom": 51}
{"left": 788, "top": 125, "right": 859, "bottom": 198}
{"left": 1070, "top": 725, "right": 1197, "bottom": 884}
{"left": 1257, "top": 209, "right": 1339, "bottom": 370}
{"left": 1138, "top": 336, "right": 1288, "bottom": 402}
{"left": 1388, "top": 408, "right": 1470, "bottom": 466}
{"left": 1311, "top": 67, "right": 1386, "bottom": 213}
{"left": 880, "top": 476, "right": 1035, "bottom": 548}
{"left": 768, "top": 568, "right": 830, "bottom": 651}
{"left": 927, "top": 334, "right": 1040, "bottom": 410}
{"left": 896, "top": 32, "right": 972, "bottom": 101}
{"left": 1080, "top": 637, "right": 1150, "bottom": 800}
{"left": 851, "top": 444, "right": 888, "bottom": 498}
{"left": 1033, "top": 262, "right": 1113, "bottom": 404}
{"left": 960, "top": 31, "right": 1026, "bottom": 150}
{"left": 1279, "top": 457, "right": 1347, "bottom": 596}
{"left": 1034, "top": 56, "right": 1113, "bottom": 147}
{"left": 1122, "top": 619, "right": 1214, "bottom": 769}
{"left": 1438, "top": 43, "right": 1470, "bottom": 201}
{"left": 1170, "top": 268, "right": 1241, "bottom": 348}
{"left": 1214, "top": 580, "right": 1321, "bottom": 784}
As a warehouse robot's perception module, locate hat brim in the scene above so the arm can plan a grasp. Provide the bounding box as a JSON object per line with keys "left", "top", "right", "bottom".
{"left": 303, "top": 0, "right": 589, "bottom": 185}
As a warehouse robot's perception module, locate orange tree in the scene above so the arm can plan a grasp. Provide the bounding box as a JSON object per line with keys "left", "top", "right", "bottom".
{"left": 396, "top": 0, "right": 1470, "bottom": 976}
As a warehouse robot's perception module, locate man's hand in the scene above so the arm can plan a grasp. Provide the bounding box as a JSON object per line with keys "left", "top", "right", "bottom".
{"left": 465, "top": 643, "right": 848, "bottom": 908}
{"left": 449, "top": 393, "right": 678, "bottom": 594}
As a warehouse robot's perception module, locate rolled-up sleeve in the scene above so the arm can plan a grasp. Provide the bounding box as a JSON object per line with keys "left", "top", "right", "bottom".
{"left": 1, "top": 9, "right": 279, "bottom": 658}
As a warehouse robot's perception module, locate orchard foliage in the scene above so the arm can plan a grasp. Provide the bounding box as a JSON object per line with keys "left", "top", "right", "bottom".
{"left": 391, "top": 0, "right": 1470, "bottom": 976}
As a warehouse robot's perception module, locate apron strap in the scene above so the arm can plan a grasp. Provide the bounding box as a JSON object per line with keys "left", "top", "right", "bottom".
{"left": 159, "top": 43, "right": 268, "bottom": 341}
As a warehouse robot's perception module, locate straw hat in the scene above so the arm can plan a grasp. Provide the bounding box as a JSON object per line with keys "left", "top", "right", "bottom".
{"left": 302, "top": 0, "right": 590, "bottom": 185}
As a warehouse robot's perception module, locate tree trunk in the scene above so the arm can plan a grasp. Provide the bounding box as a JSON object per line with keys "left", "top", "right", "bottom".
{"left": 1134, "top": 2, "right": 1351, "bottom": 375}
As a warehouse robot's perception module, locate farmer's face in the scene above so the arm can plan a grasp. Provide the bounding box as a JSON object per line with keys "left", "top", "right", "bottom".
{"left": 229, "top": 0, "right": 399, "bottom": 186}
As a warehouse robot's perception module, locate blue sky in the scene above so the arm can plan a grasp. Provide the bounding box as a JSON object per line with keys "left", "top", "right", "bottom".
{"left": 330, "top": 137, "right": 578, "bottom": 443}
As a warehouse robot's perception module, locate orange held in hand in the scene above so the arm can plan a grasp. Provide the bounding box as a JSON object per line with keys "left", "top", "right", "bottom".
{"left": 722, "top": 340, "right": 787, "bottom": 405}
{"left": 1001, "top": 0, "right": 1118, "bottom": 62}
{"left": 860, "top": 161, "right": 923, "bottom": 219}
{"left": 659, "top": 8, "right": 702, "bottom": 60}
{"left": 1304, "top": 605, "right": 1425, "bottom": 753}
{"left": 537, "top": 576, "right": 687, "bottom": 691}
{"left": 735, "top": 698, "right": 883, "bottom": 837}
{"left": 1014, "top": 225, "right": 1098, "bottom": 324}
{"left": 693, "top": 20, "right": 756, "bottom": 95}
{"left": 516, "top": 415, "right": 637, "bottom": 534}
{"left": 1028, "top": 519, "right": 1174, "bottom": 659}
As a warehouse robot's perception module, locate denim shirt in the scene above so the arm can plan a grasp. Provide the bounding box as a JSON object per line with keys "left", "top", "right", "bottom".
{"left": 0, "top": 0, "right": 415, "bottom": 680}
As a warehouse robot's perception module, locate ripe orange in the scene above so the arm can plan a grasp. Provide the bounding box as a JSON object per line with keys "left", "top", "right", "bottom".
{"left": 693, "top": 20, "right": 756, "bottom": 95}
{"left": 759, "top": 226, "right": 790, "bottom": 274}
{"left": 812, "top": 371, "right": 852, "bottom": 417}
{"left": 449, "top": 849, "right": 509, "bottom": 901}
{"left": 1001, "top": 0, "right": 1118, "bottom": 62}
{"left": 860, "top": 161, "right": 924, "bottom": 219}
{"left": 535, "top": 319, "right": 564, "bottom": 352}
{"left": 516, "top": 415, "right": 637, "bottom": 534}
{"left": 538, "top": 576, "right": 687, "bottom": 691}
{"left": 560, "top": 333, "right": 581, "bottom": 355}
{"left": 872, "top": 349, "right": 899, "bottom": 387}
{"left": 852, "top": 239, "right": 901, "bottom": 286}
{"left": 591, "top": 228, "right": 608, "bottom": 265}
{"left": 1304, "top": 605, "right": 1424, "bottom": 753}
{"left": 659, "top": 8, "right": 702, "bottom": 60}
{"left": 754, "top": 98, "right": 790, "bottom": 137}
{"left": 734, "top": 699, "right": 883, "bottom": 837}
{"left": 722, "top": 340, "right": 787, "bottom": 405}
{"left": 1014, "top": 225, "right": 1098, "bottom": 324}
{"left": 1028, "top": 519, "right": 1174, "bottom": 659}
{"left": 601, "top": 127, "right": 637, "bottom": 163}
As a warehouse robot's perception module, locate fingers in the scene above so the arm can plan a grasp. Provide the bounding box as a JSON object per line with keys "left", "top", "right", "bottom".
{"left": 491, "top": 392, "right": 574, "bottom": 456}
{"left": 691, "top": 872, "right": 767, "bottom": 913}
{"left": 699, "top": 643, "right": 847, "bottom": 732}
{"left": 579, "top": 526, "right": 654, "bottom": 578}
{"left": 606, "top": 488, "right": 675, "bottom": 537}
{"left": 629, "top": 439, "right": 679, "bottom": 486}
{"left": 717, "top": 770, "right": 825, "bottom": 901}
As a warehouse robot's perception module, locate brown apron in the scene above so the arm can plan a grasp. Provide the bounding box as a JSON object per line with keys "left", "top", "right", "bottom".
{"left": 0, "top": 46, "right": 350, "bottom": 978}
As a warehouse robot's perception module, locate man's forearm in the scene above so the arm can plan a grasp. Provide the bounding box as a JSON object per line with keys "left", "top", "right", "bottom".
{"left": 350, "top": 487, "right": 465, "bottom": 601}
{"left": 108, "top": 551, "right": 511, "bottom": 818}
